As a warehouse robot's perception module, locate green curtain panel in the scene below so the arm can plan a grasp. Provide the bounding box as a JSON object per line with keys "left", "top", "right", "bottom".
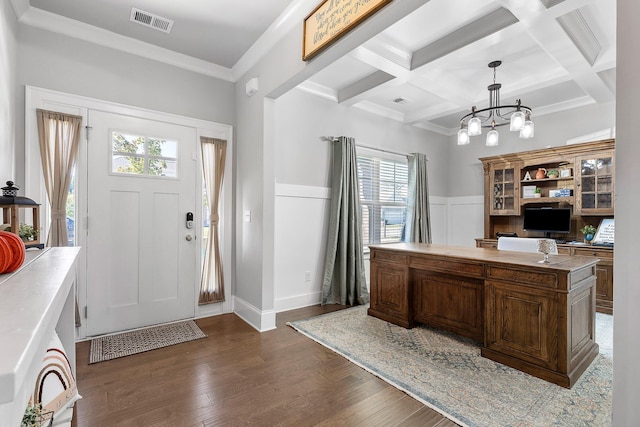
{"left": 321, "top": 137, "right": 369, "bottom": 306}
{"left": 406, "top": 153, "right": 431, "bottom": 243}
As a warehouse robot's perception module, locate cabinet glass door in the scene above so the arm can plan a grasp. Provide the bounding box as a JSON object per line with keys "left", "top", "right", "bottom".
{"left": 491, "top": 165, "right": 518, "bottom": 215}
{"left": 577, "top": 153, "right": 613, "bottom": 214}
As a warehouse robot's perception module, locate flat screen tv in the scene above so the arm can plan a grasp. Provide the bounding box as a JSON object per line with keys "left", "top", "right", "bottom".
{"left": 523, "top": 207, "right": 571, "bottom": 236}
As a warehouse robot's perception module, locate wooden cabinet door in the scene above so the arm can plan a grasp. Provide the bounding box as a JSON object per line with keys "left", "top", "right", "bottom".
{"left": 369, "top": 261, "right": 411, "bottom": 327}
{"left": 485, "top": 280, "right": 558, "bottom": 370}
{"left": 412, "top": 270, "right": 484, "bottom": 342}
{"left": 575, "top": 151, "right": 614, "bottom": 215}
{"left": 489, "top": 162, "right": 521, "bottom": 215}
{"left": 573, "top": 247, "right": 614, "bottom": 314}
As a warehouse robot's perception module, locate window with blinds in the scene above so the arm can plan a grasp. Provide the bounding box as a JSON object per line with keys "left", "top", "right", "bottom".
{"left": 357, "top": 151, "right": 408, "bottom": 246}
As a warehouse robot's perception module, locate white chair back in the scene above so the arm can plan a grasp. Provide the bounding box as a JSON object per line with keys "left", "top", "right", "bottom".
{"left": 497, "top": 237, "right": 558, "bottom": 254}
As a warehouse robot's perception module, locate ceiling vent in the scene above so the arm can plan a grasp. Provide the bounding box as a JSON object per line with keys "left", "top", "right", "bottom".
{"left": 393, "top": 97, "right": 407, "bottom": 104}
{"left": 130, "top": 7, "right": 174, "bottom": 33}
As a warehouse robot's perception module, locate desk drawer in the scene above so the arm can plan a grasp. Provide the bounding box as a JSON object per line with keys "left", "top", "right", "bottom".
{"left": 371, "top": 250, "right": 408, "bottom": 265}
{"left": 409, "top": 256, "right": 485, "bottom": 279}
{"left": 573, "top": 247, "right": 613, "bottom": 259}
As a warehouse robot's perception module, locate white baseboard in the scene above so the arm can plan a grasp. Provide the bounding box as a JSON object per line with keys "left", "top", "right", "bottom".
{"left": 274, "top": 291, "right": 322, "bottom": 313}
{"left": 233, "top": 296, "right": 276, "bottom": 332}
{"left": 195, "top": 299, "right": 233, "bottom": 319}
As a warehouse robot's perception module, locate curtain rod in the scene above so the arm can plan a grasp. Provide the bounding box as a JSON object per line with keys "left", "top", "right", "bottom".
{"left": 321, "top": 136, "right": 427, "bottom": 160}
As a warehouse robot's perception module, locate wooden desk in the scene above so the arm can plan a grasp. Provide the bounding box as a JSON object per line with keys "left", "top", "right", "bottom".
{"left": 368, "top": 243, "right": 599, "bottom": 388}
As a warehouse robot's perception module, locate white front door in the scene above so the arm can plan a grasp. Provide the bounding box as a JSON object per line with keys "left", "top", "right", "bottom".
{"left": 86, "top": 110, "right": 197, "bottom": 336}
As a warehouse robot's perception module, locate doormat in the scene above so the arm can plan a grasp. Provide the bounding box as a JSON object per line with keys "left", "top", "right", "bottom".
{"left": 89, "top": 320, "right": 207, "bottom": 364}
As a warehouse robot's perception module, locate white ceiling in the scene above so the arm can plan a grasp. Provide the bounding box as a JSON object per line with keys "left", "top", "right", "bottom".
{"left": 13, "top": 0, "right": 616, "bottom": 136}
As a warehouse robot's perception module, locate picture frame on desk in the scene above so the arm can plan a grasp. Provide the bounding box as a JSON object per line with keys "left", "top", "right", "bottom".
{"left": 593, "top": 218, "right": 614, "bottom": 245}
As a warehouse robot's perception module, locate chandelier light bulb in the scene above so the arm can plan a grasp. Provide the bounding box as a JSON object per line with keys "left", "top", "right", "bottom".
{"left": 486, "top": 129, "right": 499, "bottom": 146}
{"left": 510, "top": 110, "right": 525, "bottom": 131}
{"left": 468, "top": 117, "right": 482, "bottom": 136}
{"left": 457, "top": 128, "right": 470, "bottom": 145}
{"left": 520, "top": 120, "right": 535, "bottom": 138}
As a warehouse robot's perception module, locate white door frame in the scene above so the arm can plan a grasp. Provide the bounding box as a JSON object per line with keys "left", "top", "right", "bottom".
{"left": 24, "top": 86, "right": 234, "bottom": 340}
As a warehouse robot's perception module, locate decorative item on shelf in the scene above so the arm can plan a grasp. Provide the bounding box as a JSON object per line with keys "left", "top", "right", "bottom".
{"left": 523, "top": 171, "right": 532, "bottom": 181}
{"left": 546, "top": 169, "right": 559, "bottom": 178}
{"left": 1, "top": 180, "right": 19, "bottom": 197}
{"left": 534, "top": 188, "right": 542, "bottom": 198}
{"left": 457, "top": 60, "right": 534, "bottom": 146}
{"left": 19, "top": 223, "right": 38, "bottom": 242}
{"left": 0, "top": 182, "right": 44, "bottom": 250}
{"left": 522, "top": 185, "right": 536, "bottom": 198}
{"left": 0, "top": 230, "right": 26, "bottom": 274}
{"left": 580, "top": 224, "right": 597, "bottom": 244}
{"left": 560, "top": 168, "right": 572, "bottom": 178}
{"left": 535, "top": 168, "right": 547, "bottom": 179}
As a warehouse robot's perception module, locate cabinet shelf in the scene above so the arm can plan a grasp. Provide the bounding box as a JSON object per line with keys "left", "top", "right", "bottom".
{"left": 521, "top": 196, "right": 573, "bottom": 205}
{"left": 521, "top": 177, "right": 573, "bottom": 183}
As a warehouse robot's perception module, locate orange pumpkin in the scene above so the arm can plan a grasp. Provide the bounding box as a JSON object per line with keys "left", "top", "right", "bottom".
{"left": 0, "top": 230, "right": 26, "bottom": 274}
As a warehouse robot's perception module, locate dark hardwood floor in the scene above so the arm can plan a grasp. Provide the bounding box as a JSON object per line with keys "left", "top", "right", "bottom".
{"left": 73, "top": 305, "right": 459, "bottom": 426}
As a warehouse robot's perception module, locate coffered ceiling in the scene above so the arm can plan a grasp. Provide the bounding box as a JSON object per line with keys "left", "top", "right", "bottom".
{"left": 299, "top": 0, "right": 616, "bottom": 135}
{"left": 12, "top": 0, "right": 616, "bottom": 136}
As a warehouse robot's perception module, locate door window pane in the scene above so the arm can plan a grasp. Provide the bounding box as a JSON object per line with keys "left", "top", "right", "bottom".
{"left": 111, "top": 131, "right": 178, "bottom": 178}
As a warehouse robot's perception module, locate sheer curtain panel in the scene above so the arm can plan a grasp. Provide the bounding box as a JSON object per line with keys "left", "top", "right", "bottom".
{"left": 36, "top": 109, "right": 83, "bottom": 326}
{"left": 321, "top": 137, "right": 369, "bottom": 306}
{"left": 36, "top": 109, "right": 82, "bottom": 247}
{"left": 406, "top": 153, "right": 432, "bottom": 243}
{"left": 199, "top": 137, "right": 227, "bottom": 304}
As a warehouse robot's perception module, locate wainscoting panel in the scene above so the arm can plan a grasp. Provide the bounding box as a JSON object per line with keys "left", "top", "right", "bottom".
{"left": 447, "top": 196, "right": 484, "bottom": 247}
{"left": 273, "top": 188, "right": 483, "bottom": 312}
{"left": 429, "top": 196, "right": 447, "bottom": 245}
{"left": 274, "top": 184, "right": 331, "bottom": 312}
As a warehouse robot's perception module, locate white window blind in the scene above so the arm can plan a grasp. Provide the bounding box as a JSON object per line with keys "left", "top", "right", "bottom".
{"left": 357, "top": 151, "right": 408, "bottom": 246}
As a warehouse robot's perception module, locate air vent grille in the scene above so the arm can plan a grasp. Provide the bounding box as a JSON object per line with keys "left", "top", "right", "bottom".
{"left": 130, "top": 7, "right": 174, "bottom": 33}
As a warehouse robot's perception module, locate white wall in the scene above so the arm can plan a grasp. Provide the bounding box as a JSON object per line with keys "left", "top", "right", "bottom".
{"left": 15, "top": 24, "right": 235, "bottom": 188}
{"left": 234, "top": 0, "right": 430, "bottom": 328}
{"left": 0, "top": 1, "right": 17, "bottom": 179}
{"left": 272, "top": 88, "right": 457, "bottom": 312}
{"left": 613, "top": 1, "right": 640, "bottom": 424}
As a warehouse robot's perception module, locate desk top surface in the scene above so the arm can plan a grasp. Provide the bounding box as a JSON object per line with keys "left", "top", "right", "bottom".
{"left": 369, "top": 243, "right": 598, "bottom": 272}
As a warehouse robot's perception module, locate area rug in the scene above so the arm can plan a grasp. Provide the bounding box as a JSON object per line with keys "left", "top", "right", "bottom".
{"left": 89, "top": 320, "right": 206, "bottom": 364}
{"left": 289, "top": 306, "right": 612, "bottom": 427}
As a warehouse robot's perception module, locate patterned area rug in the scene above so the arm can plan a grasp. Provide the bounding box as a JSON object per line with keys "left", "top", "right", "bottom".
{"left": 89, "top": 320, "right": 207, "bottom": 364}
{"left": 289, "top": 306, "right": 612, "bottom": 427}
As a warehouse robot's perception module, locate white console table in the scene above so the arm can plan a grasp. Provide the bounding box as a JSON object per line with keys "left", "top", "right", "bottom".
{"left": 0, "top": 247, "right": 80, "bottom": 426}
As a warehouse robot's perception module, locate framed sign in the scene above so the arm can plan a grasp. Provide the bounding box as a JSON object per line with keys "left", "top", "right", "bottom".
{"left": 303, "top": 0, "right": 392, "bottom": 61}
{"left": 593, "top": 218, "right": 614, "bottom": 244}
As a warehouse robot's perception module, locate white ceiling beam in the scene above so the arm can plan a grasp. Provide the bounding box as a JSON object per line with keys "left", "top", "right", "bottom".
{"left": 496, "top": 0, "right": 614, "bottom": 103}
{"left": 8, "top": 0, "right": 29, "bottom": 19}
{"left": 411, "top": 7, "right": 519, "bottom": 69}
{"left": 337, "top": 70, "right": 397, "bottom": 104}
{"left": 349, "top": 45, "right": 412, "bottom": 81}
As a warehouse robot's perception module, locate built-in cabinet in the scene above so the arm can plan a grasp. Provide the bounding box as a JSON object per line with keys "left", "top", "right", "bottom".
{"left": 489, "top": 162, "right": 521, "bottom": 215}
{"left": 478, "top": 139, "right": 615, "bottom": 314}
{"left": 575, "top": 151, "right": 614, "bottom": 215}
